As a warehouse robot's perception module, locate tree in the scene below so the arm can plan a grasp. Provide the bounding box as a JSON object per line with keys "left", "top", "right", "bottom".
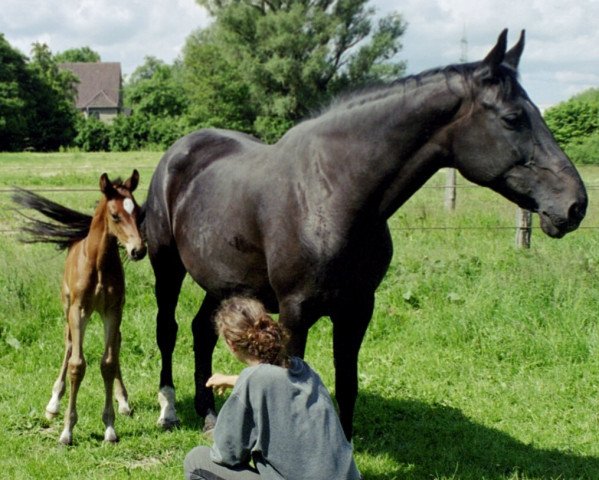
{"left": 54, "top": 47, "right": 101, "bottom": 63}
{"left": 0, "top": 34, "right": 29, "bottom": 150}
{"left": 124, "top": 57, "right": 187, "bottom": 117}
{"left": 27, "top": 43, "right": 79, "bottom": 150}
{"left": 0, "top": 37, "right": 78, "bottom": 151}
{"left": 544, "top": 89, "right": 599, "bottom": 146}
{"left": 544, "top": 88, "right": 599, "bottom": 165}
{"left": 183, "top": 30, "right": 255, "bottom": 132}
{"left": 186, "top": 0, "right": 406, "bottom": 141}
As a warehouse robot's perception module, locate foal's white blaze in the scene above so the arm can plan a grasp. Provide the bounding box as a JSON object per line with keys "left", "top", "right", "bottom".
{"left": 123, "top": 198, "right": 135, "bottom": 215}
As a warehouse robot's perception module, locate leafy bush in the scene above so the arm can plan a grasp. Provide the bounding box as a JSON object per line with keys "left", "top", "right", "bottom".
{"left": 544, "top": 101, "right": 599, "bottom": 146}
{"left": 564, "top": 131, "right": 599, "bottom": 165}
{"left": 73, "top": 116, "right": 110, "bottom": 151}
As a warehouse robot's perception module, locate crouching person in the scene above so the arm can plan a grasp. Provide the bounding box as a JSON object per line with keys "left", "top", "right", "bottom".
{"left": 184, "top": 296, "right": 362, "bottom": 480}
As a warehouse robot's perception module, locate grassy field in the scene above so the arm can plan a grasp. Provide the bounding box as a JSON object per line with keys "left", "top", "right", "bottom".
{"left": 1, "top": 152, "right": 599, "bottom": 479}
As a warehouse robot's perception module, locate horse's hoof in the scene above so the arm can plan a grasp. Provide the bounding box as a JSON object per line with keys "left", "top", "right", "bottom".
{"left": 104, "top": 427, "right": 119, "bottom": 443}
{"left": 203, "top": 413, "right": 217, "bottom": 434}
{"left": 157, "top": 417, "right": 180, "bottom": 430}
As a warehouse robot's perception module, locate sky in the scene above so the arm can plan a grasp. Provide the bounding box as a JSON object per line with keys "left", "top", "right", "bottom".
{"left": 1, "top": 0, "right": 598, "bottom": 110}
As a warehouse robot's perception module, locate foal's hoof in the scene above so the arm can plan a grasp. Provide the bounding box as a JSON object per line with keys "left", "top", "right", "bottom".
{"left": 58, "top": 430, "right": 73, "bottom": 446}
{"left": 118, "top": 404, "right": 132, "bottom": 416}
{"left": 45, "top": 409, "right": 58, "bottom": 421}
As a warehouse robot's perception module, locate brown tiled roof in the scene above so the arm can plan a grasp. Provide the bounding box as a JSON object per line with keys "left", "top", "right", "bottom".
{"left": 59, "top": 62, "right": 122, "bottom": 109}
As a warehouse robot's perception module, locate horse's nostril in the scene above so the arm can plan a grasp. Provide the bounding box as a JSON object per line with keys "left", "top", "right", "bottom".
{"left": 569, "top": 200, "right": 586, "bottom": 223}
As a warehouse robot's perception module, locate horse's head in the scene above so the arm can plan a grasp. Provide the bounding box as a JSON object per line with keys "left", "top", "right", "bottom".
{"left": 449, "top": 29, "right": 587, "bottom": 238}
{"left": 100, "top": 169, "right": 147, "bottom": 260}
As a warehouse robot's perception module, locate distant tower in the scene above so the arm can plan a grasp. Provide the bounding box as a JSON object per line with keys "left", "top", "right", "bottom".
{"left": 460, "top": 27, "right": 468, "bottom": 63}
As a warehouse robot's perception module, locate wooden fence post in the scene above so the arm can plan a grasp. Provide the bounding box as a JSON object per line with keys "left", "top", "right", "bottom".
{"left": 515, "top": 208, "right": 532, "bottom": 248}
{"left": 444, "top": 168, "right": 457, "bottom": 211}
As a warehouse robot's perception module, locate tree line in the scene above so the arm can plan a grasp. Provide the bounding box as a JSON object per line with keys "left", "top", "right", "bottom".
{"left": 1, "top": 0, "right": 406, "bottom": 152}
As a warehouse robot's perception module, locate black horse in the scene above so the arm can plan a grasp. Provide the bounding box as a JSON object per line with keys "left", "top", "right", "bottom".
{"left": 142, "top": 30, "right": 587, "bottom": 439}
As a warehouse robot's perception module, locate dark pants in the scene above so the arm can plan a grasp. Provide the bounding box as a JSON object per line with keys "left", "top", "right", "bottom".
{"left": 184, "top": 446, "right": 261, "bottom": 480}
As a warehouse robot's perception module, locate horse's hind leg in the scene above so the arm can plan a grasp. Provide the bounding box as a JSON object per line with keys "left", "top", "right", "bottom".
{"left": 46, "top": 323, "right": 71, "bottom": 419}
{"left": 100, "top": 309, "right": 124, "bottom": 443}
{"left": 191, "top": 294, "right": 220, "bottom": 433}
{"left": 150, "top": 245, "right": 186, "bottom": 429}
{"left": 60, "top": 304, "right": 88, "bottom": 445}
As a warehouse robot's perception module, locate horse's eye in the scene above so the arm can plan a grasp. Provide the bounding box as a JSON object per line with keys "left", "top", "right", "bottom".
{"left": 111, "top": 213, "right": 121, "bottom": 223}
{"left": 502, "top": 112, "right": 522, "bottom": 129}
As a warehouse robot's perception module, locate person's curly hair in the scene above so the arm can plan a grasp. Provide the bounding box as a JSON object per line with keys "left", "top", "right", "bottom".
{"left": 214, "top": 297, "right": 290, "bottom": 367}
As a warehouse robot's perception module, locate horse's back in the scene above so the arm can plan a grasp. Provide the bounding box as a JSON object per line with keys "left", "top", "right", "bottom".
{"left": 164, "top": 129, "right": 262, "bottom": 178}
{"left": 145, "top": 129, "right": 265, "bottom": 233}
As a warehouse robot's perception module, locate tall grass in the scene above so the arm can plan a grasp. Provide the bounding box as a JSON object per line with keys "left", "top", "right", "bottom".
{"left": 1, "top": 153, "right": 598, "bottom": 479}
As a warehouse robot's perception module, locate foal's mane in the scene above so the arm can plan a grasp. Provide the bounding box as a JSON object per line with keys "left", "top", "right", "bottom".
{"left": 12, "top": 178, "right": 127, "bottom": 251}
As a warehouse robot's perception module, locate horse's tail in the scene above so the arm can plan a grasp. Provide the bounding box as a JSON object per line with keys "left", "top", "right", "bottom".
{"left": 11, "top": 187, "right": 93, "bottom": 250}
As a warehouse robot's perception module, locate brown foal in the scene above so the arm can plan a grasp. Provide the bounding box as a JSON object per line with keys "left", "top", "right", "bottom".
{"left": 13, "top": 170, "right": 146, "bottom": 445}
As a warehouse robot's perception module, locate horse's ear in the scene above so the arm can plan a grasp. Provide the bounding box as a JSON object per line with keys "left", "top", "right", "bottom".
{"left": 124, "top": 169, "right": 140, "bottom": 192}
{"left": 477, "top": 29, "right": 508, "bottom": 80}
{"left": 504, "top": 30, "right": 525, "bottom": 70}
{"left": 100, "top": 173, "right": 117, "bottom": 198}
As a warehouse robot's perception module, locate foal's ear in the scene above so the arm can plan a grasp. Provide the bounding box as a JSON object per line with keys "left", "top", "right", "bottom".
{"left": 476, "top": 29, "right": 508, "bottom": 81}
{"left": 504, "top": 30, "right": 525, "bottom": 70}
{"left": 100, "top": 173, "right": 117, "bottom": 198}
{"left": 124, "top": 169, "right": 140, "bottom": 192}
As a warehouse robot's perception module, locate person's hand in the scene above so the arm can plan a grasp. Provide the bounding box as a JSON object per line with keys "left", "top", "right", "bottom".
{"left": 206, "top": 373, "right": 239, "bottom": 395}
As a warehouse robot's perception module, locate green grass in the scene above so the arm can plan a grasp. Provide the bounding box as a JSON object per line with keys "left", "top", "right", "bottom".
{"left": 1, "top": 152, "right": 599, "bottom": 478}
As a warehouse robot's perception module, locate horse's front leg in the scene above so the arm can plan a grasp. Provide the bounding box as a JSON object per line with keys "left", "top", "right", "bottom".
{"left": 151, "top": 250, "right": 186, "bottom": 429}
{"left": 46, "top": 322, "right": 71, "bottom": 420}
{"left": 331, "top": 293, "right": 375, "bottom": 440}
{"left": 279, "top": 296, "right": 316, "bottom": 359}
{"left": 60, "top": 304, "right": 88, "bottom": 445}
{"left": 191, "top": 295, "right": 220, "bottom": 433}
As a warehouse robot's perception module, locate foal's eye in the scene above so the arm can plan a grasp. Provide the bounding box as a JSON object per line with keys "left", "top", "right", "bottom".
{"left": 111, "top": 213, "right": 121, "bottom": 223}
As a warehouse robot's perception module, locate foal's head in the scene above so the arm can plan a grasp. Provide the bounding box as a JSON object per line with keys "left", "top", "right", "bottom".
{"left": 99, "top": 169, "right": 147, "bottom": 261}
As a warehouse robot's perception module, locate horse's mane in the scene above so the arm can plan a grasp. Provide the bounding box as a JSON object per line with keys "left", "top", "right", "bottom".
{"left": 12, "top": 188, "right": 95, "bottom": 250}
{"left": 317, "top": 60, "right": 519, "bottom": 118}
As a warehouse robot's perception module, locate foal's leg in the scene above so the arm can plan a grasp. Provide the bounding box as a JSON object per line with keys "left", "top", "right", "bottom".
{"left": 46, "top": 323, "right": 72, "bottom": 419}
{"left": 113, "top": 330, "right": 131, "bottom": 416}
{"left": 331, "top": 294, "right": 375, "bottom": 441}
{"left": 191, "top": 295, "right": 220, "bottom": 433}
{"left": 150, "top": 247, "right": 186, "bottom": 428}
{"left": 100, "top": 309, "right": 124, "bottom": 443}
{"left": 60, "top": 304, "right": 88, "bottom": 445}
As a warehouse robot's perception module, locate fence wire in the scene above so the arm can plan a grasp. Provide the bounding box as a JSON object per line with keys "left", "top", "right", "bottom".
{"left": 2, "top": 185, "right": 599, "bottom": 235}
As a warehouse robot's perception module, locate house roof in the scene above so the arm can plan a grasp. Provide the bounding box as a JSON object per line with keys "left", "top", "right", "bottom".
{"left": 59, "top": 62, "right": 122, "bottom": 109}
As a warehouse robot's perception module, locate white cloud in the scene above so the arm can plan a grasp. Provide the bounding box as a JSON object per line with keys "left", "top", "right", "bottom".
{"left": 0, "top": 0, "right": 211, "bottom": 76}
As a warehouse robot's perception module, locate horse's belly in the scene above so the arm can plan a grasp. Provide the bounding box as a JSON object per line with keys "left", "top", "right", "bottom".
{"left": 177, "top": 229, "right": 271, "bottom": 297}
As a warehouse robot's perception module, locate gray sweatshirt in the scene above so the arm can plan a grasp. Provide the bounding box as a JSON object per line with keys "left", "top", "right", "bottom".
{"left": 210, "top": 357, "right": 361, "bottom": 480}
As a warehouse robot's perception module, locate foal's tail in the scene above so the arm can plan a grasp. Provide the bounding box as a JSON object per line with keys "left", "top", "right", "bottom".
{"left": 11, "top": 188, "right": 93, "bottom": 250}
